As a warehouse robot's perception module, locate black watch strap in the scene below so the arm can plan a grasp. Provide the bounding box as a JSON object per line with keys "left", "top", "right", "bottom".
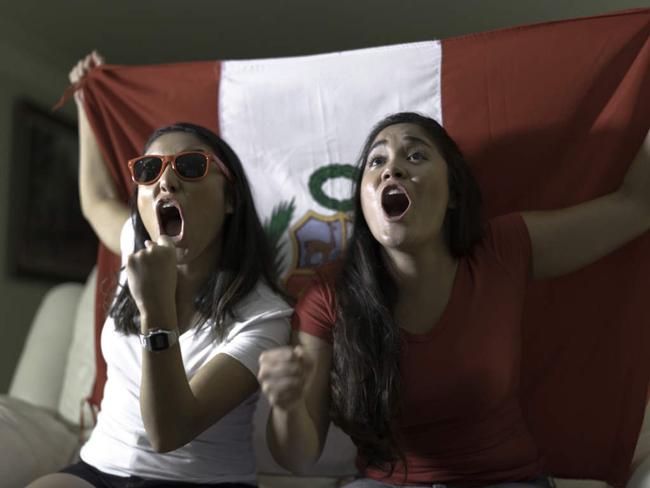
{"left": 139, "top": 328, "right": 180, "bottom": 352}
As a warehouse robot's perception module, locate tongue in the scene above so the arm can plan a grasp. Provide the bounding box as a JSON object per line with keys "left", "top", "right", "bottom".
{"left": 160, "top": 207, "right": 183, "bottom": 237}
{"left": 383, "top": 193, "right": 409, "bottom": 217}
{"left": 163, "top": 216, "right": 182, "bottom": 237}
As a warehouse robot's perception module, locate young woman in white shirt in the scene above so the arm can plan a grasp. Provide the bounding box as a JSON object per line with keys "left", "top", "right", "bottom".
{"left": 28, "top": 52, "right": 291, "bottom": 488}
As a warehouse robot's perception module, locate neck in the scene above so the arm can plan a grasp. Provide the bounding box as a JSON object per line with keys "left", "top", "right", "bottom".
{"left": 174, "top": 241, "right": 222, "bottom": 329}
{"left": 382, "top": 235, "right": 455, "bottom": 288}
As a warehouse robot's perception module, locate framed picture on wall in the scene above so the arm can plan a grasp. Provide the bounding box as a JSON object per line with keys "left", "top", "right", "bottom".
{"left": 6, "top": 100, "right": 97, "bottom": 282}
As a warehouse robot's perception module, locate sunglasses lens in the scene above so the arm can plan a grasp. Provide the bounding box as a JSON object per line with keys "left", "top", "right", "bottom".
{"left": 133, "top": 157, "right": 163, "bottom": 183}
{"left": 175, "top": 152, "right": 208, "bottom": 179}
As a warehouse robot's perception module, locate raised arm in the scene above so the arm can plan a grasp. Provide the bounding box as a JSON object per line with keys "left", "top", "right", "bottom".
{"left": 70, "top": 52, "right": 128, "bottom": 255}
{"left": 523, "top": 130, "right": 650, "bottom": 279}
{"left": 259, "top": 331, "right": 333, "bottom": 473}
{"left": 129, "top": 236, "right": 268, "bottom": 452}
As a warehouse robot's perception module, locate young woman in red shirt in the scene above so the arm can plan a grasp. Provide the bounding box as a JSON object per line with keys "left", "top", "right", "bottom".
{"left": 258, "top": 112, "right": 650, "bottom": 487}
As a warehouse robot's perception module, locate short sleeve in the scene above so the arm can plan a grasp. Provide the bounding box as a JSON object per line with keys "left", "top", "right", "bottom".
{"left": 218, "top": 316, "right": 291, "bottom": 377}
{"left": 120, "top": 217, "right": 134, "bottom": 265}
{"left": 484, "top": 213, "right": 533, "bottom": 280}
{"left": 208, "top": 283, "right": 293, "bottom": 376}
{"left": 292, "top": 275, "right": 337, "bottom": 343}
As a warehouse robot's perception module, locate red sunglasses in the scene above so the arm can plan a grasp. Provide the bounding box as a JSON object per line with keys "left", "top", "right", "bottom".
{"left": 127, "top": 151, "right": 232, "bottom": 185}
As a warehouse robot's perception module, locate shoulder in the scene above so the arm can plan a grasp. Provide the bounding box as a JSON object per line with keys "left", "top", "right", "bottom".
{"left": 235, "top": 280, "right": 293, "bottom": 319}
{"left": 223, "top": 281, "right": 293, "bottom": 342}
{"left": 292, "top": 264, "right": 340, "bottom": 343}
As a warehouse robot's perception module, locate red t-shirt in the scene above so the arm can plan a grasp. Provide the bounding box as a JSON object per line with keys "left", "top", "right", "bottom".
{"left": 293, "top": 213, "right": 545, "bottom": 486}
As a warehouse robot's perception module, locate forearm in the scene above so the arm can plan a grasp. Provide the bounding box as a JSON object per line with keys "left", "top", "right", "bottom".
{"left": 267, "top": 400, "right": 325, "bottom": 473}
{"left": 139, "top": 313, "right": 198, "bottom": 452}
{"left": 77, "top": 103, "right": 129, "bottom": 254}
{"left": 620, "top": 129, "right": 650, "bottom": 220}
{"left": 140, "top": 346, "right": 201, "bottom": 452}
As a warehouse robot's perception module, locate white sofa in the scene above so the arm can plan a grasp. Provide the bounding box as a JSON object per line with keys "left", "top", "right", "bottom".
{"left": 2, "top": 268, "right": 649, "bottom": 488}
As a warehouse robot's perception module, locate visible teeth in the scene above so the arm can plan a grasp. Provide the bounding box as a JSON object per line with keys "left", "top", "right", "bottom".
{"left": 387, "top": 188, "right": 403, "bottom": 195}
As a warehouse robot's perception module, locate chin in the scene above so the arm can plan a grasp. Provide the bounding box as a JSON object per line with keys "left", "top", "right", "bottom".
{"left": 376, "top": 232, "right": 409, "bottom": 250}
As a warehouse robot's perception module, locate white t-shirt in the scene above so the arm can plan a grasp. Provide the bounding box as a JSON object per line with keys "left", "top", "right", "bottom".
{"left": 80, "top": 282, "right": 292, "bottom": 483}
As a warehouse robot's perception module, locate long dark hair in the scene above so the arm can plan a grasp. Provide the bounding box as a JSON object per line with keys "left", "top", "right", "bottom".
{"left": 109, "top": 122, "right": 281, "bottom": 340}
{"left": 331, "top": 112, "right": 483, "bottom": 472}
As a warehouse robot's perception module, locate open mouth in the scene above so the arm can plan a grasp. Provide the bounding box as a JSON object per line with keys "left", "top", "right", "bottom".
{"left": 156, "top": 199, "right": 184, "bottom": 239}
{"left": 381, "top": 184, "right": 411, "bottom": 220}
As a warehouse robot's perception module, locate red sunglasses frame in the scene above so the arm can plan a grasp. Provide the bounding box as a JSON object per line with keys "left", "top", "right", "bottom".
{"left": 127, "top": 151, "right": 232, "bottom": 185}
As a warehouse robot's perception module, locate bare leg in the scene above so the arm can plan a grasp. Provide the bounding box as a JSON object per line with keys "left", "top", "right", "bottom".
{"left": 26, "top": 473, "right": 95, "bottom": 488}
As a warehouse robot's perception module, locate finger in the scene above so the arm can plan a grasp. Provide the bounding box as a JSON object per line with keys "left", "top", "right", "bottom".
{"left": 144, "top": 239, "right": 154, "bottom": 249}
{"left": 92, "top": 50, "right": 105, "bottom": 66}
{"left": 262, "top": 377, "right": 303, "bottom": 399}
{"left": 260, "top": 347, "right": 298, "bottom": 367}
{"left": 126, "top": 252, "right": 138, "bottom": 271}
{"left": 69, "top": 64, "right": 80, "bottom": 84}
{"left": 73, "top": 62, "right": 84, "bottom": 82}
{"left": 157, "top": 235, "right": 175, "bottom": 248}
{"left": 82, "top": 59, "right": 92, "bottom": 73}
{"left": 259, "top": 363, "right": 303, "bottom": 383}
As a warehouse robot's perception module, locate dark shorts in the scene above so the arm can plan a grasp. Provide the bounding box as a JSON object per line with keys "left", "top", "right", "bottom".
{"left": 344, "top": 475, "right": 555, "bottom": 488}
{"left": 60, "top": 461, "right": 257, "bottom": 488}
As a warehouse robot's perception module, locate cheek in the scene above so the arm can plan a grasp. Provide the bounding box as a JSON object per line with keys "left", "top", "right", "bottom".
{"left": 424, "top": 168, "right": 451, "bottom": 206}
{"left": 137, "top": 192, "right": 156, "bottom": 231}
{"left": 191, "top": 184, "right": 228, "bottom": 227}
{"left": 359, "top": 182, "right": 379, "bottom": 223}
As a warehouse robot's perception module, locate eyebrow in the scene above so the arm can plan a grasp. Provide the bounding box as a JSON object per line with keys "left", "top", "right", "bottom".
{"left": 369, "top": 139, "right": 387, "bottom": 152}
{"left": 402, "top": 136, "right": 432, "bottom": 147}
{"left": 369, "top": 135, "right": 432, "bottom": 152}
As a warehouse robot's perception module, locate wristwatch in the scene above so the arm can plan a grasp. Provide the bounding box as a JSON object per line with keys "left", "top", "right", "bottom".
{"left": 140, "top": 328, "right": 180, "bottom": 352}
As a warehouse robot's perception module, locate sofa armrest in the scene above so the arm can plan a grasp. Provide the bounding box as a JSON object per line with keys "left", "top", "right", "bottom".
{"left": 9, "top": 283, "right": 83, "bottom": 410}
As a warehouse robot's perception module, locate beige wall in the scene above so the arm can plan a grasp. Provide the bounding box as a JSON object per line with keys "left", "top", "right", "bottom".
{"left": 0, "top": 41, "right": 75, "bottom": 392}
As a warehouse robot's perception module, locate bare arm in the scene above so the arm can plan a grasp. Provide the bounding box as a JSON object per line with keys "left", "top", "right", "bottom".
{"left": 140, "top": 335, "right": 259, "bottom": 452}
{"left": 129, "top": 236, "right": 261, "bottom": 452}
{"left": 260, "top": 331, "right": 332, "bottom": 473}
{"left": 71, "top": 52, "right": 128, "bottom": 254}
{"left": 523, "top": 130, "right": 650, "bottom": 279}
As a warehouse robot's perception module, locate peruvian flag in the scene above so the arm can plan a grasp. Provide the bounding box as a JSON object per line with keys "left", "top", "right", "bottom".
{"left": 73, "top": 8, "right": 649, "bottom": 486}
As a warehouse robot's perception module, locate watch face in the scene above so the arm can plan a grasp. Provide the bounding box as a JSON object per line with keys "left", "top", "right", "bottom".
{"left": 149, "top": 333, "right": 170, "bottom": 351}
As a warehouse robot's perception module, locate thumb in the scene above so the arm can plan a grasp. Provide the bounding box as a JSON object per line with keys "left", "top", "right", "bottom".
{"left": 157, "top": 235, "right": 175, "bottom": 248}
{"left": 294, "top": 345, "right": 314, "bottom": 376}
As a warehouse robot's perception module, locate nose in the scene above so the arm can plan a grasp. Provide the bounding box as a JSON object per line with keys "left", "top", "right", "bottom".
{"left": 158, "top": 162, "right": 180, "bottom": 193}
{"left": 381, "top": 159, "right": 406, "bottom": 181}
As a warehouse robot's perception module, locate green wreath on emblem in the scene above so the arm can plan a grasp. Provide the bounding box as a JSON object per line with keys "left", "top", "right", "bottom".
{"left": 263, "top": 198, "right": 296, "bottom": 279}
{"left": 308, "top": 164, "right": 358, "bottom": 212}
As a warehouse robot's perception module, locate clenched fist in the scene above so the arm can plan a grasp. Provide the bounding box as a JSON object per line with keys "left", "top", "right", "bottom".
{"left": 126, "top": 235, "right": 178, "bottom": 323}
{"left": 258, "top": 346, "right": 313, "bottom": 412}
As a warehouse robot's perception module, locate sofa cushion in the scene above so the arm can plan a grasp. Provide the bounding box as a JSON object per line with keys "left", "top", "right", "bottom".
{"left": 58, "top": 268, "right": 97, "bottom": 426}
{"left": 0, "top": 395, "right": 78, "bottom": 488}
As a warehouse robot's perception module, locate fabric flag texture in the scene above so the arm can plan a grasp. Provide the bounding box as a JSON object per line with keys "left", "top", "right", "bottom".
{"left": 75, "top": 9, "right": 649, "bottom": 487}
